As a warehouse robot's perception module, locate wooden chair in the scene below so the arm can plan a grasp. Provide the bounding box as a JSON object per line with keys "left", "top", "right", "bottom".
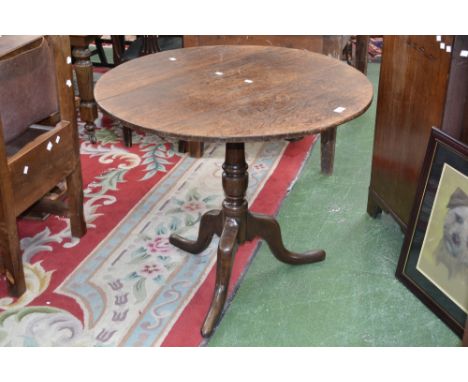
{"left": 0, "top": 35, "right": 87, "bottom": 297}
{"left": 111, "top": 35, "right": 161, "bottom": 67}
{"left": 110, "top": 35, "right": 162, "bottom": 147}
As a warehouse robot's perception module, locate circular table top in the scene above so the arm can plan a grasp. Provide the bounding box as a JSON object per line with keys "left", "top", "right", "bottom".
{"left": 94, "top": 45, "right": 373, "bottom": 143}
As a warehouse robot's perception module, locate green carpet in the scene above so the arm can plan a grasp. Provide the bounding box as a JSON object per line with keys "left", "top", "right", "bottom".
{"left": 207, "top": 63, "right": 461, "bottom": 346}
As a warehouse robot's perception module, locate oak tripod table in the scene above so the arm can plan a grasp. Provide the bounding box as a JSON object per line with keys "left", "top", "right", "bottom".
{"left": 94, "top": 45, "right": 373, "bottom": 337}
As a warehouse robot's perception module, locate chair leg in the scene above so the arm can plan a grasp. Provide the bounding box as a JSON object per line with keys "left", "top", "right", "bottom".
{"left": 66, "top": 168, "right": 87, "bottom": 238}
{"left": 188, "top": 141, "right": 204, "bottom": 158}
{"left": 320, "top": 127, "right": 337, "bottom": 175}
{"left": 93, "top": 37, "right": 109, "bottom": 66}
{"left": 123, "top": 126, "right": 133, "bottom": 147}
{"left": 178, "top": 140, "right": 188, "bottom": 153}
{"left": 0, "top": 221, "right": 26, "bottom": 297}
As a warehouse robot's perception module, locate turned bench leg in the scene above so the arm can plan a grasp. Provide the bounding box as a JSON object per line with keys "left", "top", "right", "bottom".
{"left": 72, "top": 45, "right": 98, "bottom": 144}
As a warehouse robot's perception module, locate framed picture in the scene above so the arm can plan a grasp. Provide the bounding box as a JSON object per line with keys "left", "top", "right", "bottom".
{"left": 464, "top": 318, "right": 468, "bottom": 346}
{"left": 396, "top": 128, "right": 468, "bottom": 338}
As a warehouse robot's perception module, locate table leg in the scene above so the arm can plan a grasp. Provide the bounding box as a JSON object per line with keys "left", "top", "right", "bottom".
{"left": 169, "top": 142, "right": 326, "bottom": 337}
{"left": 320, "top": 127, "right": 337, "bottom": 175}
{"left": 201, "top": 217, "right": 239, "bottom": 335}
{"left": 72, "top": 46, "right": 98, "bottom": 143}
{"left": 170, "top": 209, "right": 223, "bottom": 254}
{"left": 245, "top": 212, "right": 325, "bottom": 264}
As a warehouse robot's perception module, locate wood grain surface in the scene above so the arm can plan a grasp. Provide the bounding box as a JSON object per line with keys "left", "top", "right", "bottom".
{"left": 183, "top": 35, "right": 350, "bottom": 59}
{"left": 95, "top": 45, "right": 373, "bottom": 142}
{"left": 368, "top": 36, "right": 455, "bottom": 229}
{"left": 0, "top": 35, "right": 41, "bottom": 58}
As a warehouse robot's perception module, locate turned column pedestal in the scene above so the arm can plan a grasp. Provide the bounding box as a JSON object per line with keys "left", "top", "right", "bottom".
{"left": 169, "top": 143, "right": 326, "bottom": 337}
{"left": 70, "top": 35, "right": 99, "bottom": 143}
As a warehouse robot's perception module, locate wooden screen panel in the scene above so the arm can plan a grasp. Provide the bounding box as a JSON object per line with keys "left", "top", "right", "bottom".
{"left": 369, "top": 35, "right": 453, "bottom": 228}
{"left": 183, "top": 35, "right": 349, "bottom": 59}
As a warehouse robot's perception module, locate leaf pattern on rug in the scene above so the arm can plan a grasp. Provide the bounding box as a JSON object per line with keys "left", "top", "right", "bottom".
{"left": 0, "top": 262, "right": 52, "bottom": 310}
{"left": 94, "top": 126, "right": 120, "bottom": 145}
{"left": 0, "top": 306, "right": 92, "bottom": 346}
{"left": 0, "top": 122, "right": 181, "bottom": 314}
{"left": 140, "top": 143, "right": 178, "bottom": 180}
{"left": 167, "top": 188, "right": 219, "bottom": 228}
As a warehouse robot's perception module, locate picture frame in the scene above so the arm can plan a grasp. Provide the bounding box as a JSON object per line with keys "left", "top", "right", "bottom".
{"left": 396, "top": 127, "right": 468, "bottom": 338}
{"left": 464, "top": 318, "right": 468, "bottom": 346}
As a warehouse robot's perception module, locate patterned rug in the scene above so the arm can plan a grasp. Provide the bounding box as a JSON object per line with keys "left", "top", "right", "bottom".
{"left": 0, "top": 114, "right": 317, "bottom": 346}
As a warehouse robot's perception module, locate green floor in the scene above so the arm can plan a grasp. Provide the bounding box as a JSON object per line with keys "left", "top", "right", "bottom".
{"left": 207, "top": 63, "right": 461, "bottom": 346}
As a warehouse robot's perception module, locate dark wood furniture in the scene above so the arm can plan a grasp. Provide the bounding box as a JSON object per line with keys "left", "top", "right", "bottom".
{"left": 70, "top": 35, "right": 100, "bottom": 143}
{"left": 183, "top": 35, "right": 350, "bottom": 58}
{"left": 0, "top": 35, "right": 87, "bottom": 296}
{"left": 95, "top": 45, "right": 373, "bottom": 337}
{"left": 110, "top": 35, "right": 161, "bottom": 147}
{"left": 111, "top": 35, "right": 160, "bottom": 66}
{"left": 182, "top": 35, "right": 350, "bottom": 172}
{"left": 368, "top": 35, "right": 468, "bottom": 231}
{"left": 354, "top": 35, "right": 370, "bottom": 75}
{"left": 93, "top": 35, "right": 181, "bottom": 147}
